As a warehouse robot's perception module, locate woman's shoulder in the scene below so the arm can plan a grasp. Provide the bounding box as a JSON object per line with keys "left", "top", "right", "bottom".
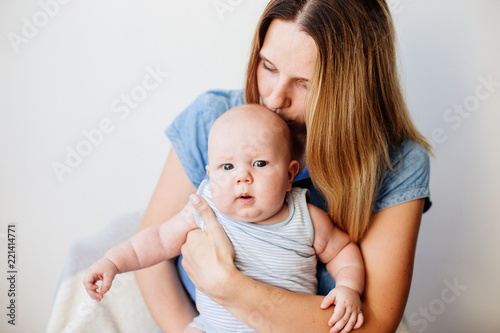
{"left": 166, "top": 89, "right": 245, "bottom": 139}
{"left": 185, "top": 89, "right": 245, "bottom": 117}
{"left": 395, "top": 139, "right": 430, "bottom": 165}
{"left": 373, "top": 139, "right": 432, "bottom": 213}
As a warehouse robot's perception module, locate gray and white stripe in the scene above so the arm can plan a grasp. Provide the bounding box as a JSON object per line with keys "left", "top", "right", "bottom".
{"left": 194, "top": 180, "right": 318, "bottom": 333}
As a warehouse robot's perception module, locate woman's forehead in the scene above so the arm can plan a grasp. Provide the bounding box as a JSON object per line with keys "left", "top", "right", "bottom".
{"left": 260, "top": 19, "right": 317, "bottom": 79}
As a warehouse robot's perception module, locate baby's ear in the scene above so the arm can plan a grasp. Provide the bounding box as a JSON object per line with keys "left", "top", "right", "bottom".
{"left": 287, "top": 160, "right": 300, "bottom": 190}
{"left": 205, "top": 165, "right": 210, "bottom": 176}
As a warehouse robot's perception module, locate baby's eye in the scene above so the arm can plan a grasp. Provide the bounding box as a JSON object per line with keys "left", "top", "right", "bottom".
{"left": 222, "top": 163, "right": 234, "bottom": 171}
{"left": 253, "top": 160, "right": 267, "bottom": 167}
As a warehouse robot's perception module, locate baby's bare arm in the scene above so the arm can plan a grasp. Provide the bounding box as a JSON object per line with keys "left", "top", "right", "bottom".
{"left": 309, "top": 203, "right": 364, "bottom": 293}
{"left": 106, "top": 201, "right": 198, "bottom": 272}
{"left": 309, "top": 204, "right": 365, "bottom": 332}
{"left": 83, "top": 201, "right": 198, "bottom": 301}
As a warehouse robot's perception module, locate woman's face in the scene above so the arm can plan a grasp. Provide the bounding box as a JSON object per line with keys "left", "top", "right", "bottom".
{"left": 257, "top": 19, "right": 317, "bottom": 136}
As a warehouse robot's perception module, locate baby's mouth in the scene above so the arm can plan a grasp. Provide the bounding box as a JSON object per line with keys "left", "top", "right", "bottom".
{"left": 237, "top": 194, "right": 254, "bottom": 203}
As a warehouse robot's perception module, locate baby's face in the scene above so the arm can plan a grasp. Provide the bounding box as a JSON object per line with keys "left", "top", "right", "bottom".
{"left": 207, "top": 107, "right": 296, "bottom": 223}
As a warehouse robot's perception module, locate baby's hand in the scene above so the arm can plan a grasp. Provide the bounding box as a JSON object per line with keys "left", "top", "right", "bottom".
{"left": 83, "top": 258, "right": 118, "bottom": 302}
{"left": 320, "top": 286, "right": 364, "bottom": 333}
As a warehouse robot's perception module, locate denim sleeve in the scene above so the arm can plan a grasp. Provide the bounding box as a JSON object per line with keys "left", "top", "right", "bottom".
{"left": 373, "top": 140, "right": 432, "bottom": 213}
{"left": 165, "top": 90, "right": 244, "bottom": 189}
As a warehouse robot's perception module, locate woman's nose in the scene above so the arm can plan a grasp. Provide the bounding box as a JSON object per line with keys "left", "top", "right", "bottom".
{"left": 266, "top": 80, "right": 291, "bottom": 111}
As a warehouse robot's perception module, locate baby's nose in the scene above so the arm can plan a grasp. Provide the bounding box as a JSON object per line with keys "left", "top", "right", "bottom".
{"left": 236, "top": 168, "right": 253, "bottom": 184}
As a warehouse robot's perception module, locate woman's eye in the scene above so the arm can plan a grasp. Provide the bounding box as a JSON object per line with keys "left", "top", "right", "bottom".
{"left": 253, "top": 160, "right": 267, "bottom": 167}
{"left": 297, "top": 80, "right": 308, "bottom": 89}
{"left": 222, "top": 164, "right": 234, "bottom": 171}
{"left": 262, "top": 62, "right": 277, "bottom": 73}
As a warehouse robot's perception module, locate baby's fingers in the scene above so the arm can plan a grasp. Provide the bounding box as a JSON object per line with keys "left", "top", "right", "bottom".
{"left": 83, "top": 272, "right": 108, "bottom": 301}
{"left": 321, "top": 290, "right": 337, "bottom": 309}
{"left": 335, "top": 312, "right": 359, "bottom": 333}
{"left": 99, "top": 272, "right": 114, "bottom": 295}
{"left": 353, "top": 312, "right": 364, "bottom": 329}
{"left": 84, "top": 282, "right": 102, "bottom": 301}
{"left": 328, "top": 303, "right": 346, "bottom": 328}
{"left": 83, "top": 272, "right": 99, "bottom": 291}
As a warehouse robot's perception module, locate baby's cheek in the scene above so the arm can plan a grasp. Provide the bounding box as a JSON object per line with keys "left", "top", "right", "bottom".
{"left": 211, "top": 196, "right": 231, "bottom": 215}
{"left": 209, "top": 179, "right": 227, "bottom": 198}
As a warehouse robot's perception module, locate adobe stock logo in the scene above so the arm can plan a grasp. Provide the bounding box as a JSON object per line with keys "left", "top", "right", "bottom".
{"left": 7, "top": 0, "right": 72, "bottom": 53}
{"left": 408, "top": 277, "right": 467, "bottom": 333}
{"left": 51, "top": 65, "right": 169, "bottom": 183}
{"left": 429, "top": 74, "right": 499, "bottom": 147}
{"left": 213, "top": 0, "right": 244, "bottom": 21}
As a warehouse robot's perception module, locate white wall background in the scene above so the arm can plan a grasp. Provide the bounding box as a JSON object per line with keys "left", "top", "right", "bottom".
{"left": 0, "top": 1, "right": 498, "bottom": 332}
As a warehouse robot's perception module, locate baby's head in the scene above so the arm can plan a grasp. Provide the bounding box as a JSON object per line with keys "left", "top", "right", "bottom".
{"left": 206, "top": 104, "right": 299, "bottom": 223}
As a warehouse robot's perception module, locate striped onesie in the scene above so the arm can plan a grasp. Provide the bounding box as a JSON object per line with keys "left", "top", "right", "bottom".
{"left": 191, "top": 179, "right": 318, "bottom": 332}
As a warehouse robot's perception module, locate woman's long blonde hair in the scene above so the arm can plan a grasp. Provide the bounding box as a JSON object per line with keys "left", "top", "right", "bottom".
{"left": 245, "top": 0, "right": 431, "bottom": 243}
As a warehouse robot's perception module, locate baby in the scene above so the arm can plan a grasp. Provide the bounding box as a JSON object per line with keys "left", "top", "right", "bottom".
{"left": 84, "top": 104, "right": 365, "bottom": 333}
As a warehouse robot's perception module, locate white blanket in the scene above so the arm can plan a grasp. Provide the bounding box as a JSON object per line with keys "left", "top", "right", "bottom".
{"left": 46, "top": 211, "right": 159, "bottom": 333}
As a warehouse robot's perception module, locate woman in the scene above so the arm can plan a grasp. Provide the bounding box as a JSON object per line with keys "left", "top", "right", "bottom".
{"left": 136, "top": 0, "right": 431, "bottom": 332}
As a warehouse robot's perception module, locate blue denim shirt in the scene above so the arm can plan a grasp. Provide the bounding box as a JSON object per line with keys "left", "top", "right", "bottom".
{"left": 166, "top": 89, "right": 431, "bottom": 299}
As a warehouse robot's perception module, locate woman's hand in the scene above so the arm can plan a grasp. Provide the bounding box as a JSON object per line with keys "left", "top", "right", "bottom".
{"left": 180, "top": 194, "right": 237, "bottom": 300}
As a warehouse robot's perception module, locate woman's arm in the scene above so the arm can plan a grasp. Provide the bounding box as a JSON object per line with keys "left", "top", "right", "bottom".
{"left": 182, "top": 196, "right": 425, "bottom": 333}
{"left": 135, "top": 149, "right": 198, "bottom": 333}
{"left": 355, "top": 198, "right": 424, "bottom": 332}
